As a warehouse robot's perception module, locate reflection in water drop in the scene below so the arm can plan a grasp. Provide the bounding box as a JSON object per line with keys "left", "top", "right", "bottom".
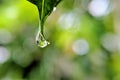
{"left": 36, "top": 27, "right": 50, "bottom": 48}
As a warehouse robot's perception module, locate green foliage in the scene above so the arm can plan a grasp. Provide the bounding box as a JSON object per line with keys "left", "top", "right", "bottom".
{"left": 0, "top": 0, "right": 120, "bottom": 80}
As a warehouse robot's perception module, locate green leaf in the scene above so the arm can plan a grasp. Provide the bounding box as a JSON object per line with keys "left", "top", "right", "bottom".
{"left": 27, "top": 0, "right": 62, "bottom": 48}
{"left": 27, "top": 0, "right": 62, "bottom": 24}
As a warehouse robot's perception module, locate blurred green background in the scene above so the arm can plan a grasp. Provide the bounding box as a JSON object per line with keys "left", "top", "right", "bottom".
{"left": 0, "top": 0, "right": 120, "bottom": 80}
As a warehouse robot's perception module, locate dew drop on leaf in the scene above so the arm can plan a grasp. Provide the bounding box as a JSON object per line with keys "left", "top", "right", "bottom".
{"left": 36, "top": 32, "right": 50, "bottom": 48}
{"left": 53, "top": 7, "right": 57, "bottom": 12}
{"left": 36, "top": 24, "right": 50, "bottom": 48}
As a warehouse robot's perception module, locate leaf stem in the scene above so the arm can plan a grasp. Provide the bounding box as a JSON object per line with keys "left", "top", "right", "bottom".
{"left": 40, "top": 0, "right": 45, "bottom": 36}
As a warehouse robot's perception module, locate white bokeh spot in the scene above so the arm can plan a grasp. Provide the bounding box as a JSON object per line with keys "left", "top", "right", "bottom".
{"left": 0, "top": 47, "right": 10, "bottom": 64}
{"left": 88, "top": 0, "right": 110, "bottom": 17}
{"left": 72, "top": 39, "right": 89, "bottom": 55}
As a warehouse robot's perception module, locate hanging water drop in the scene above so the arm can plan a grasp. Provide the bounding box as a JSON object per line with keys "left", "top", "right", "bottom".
{"left": 36, "top": 22, "right": 50, "bottom": 48}
{"left": 36, "top": 32, "right": 50, "bottom": 48}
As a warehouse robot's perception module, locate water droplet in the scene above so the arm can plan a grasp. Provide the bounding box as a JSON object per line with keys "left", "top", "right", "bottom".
{"left": 53, "top": 7, "right": 57, "bottom": 12}
{"left": 36, "top": 29, "right": 50, "bottom": 48}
